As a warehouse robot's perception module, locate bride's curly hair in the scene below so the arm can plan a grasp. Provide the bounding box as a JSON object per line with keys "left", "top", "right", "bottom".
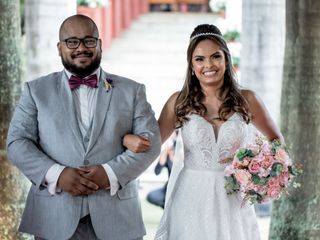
{"left": 174, "top": 24, "right": 251, "bottom": 128}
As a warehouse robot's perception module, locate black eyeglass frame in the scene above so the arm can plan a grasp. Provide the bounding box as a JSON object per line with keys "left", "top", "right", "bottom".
{"left": 62, "top": 37, "right": 99, "bottom": 49}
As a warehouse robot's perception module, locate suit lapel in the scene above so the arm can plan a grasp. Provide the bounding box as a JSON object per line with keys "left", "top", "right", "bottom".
{"left": 59, "top": 71, "right": 86, "bottom": 152}
{"left": 87, "top": 70, "right": 113, "bottom": 153}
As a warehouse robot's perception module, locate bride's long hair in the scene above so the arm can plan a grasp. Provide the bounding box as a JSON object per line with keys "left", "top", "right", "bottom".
{"left": 174, "top": 24, "right": 250, "bottom": 128}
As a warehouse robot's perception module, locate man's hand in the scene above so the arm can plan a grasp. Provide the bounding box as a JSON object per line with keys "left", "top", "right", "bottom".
{"left": 78, "top": 165, "right": 110, "bottom": 189}
{"left": 57, "top": 167, "right": 99, "bottom": 196}
{"left": 123, "top": 134, "right": 151, "bottom": 153}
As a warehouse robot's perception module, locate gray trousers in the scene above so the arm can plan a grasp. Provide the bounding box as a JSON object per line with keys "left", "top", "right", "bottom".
{"left": 34, "top": 215, "right": 143, "bottom": 240}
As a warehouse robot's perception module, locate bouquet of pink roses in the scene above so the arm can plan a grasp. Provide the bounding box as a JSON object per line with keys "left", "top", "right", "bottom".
{"left": 224, "top": 137, "right": 302, "bottom": 205}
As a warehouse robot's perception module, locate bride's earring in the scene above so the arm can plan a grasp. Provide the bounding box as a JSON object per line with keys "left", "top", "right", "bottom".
{"left": 192, "top": 70, "right": 195, "bottom": 75}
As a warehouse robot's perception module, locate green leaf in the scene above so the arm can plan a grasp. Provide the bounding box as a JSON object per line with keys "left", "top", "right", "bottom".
{"left": 259, "top": 177, "right": 268, "bottom": 186}
{"left": 270, "top": 170, "right": 278, "bottom": 177}
{"left": 252, "top": 175, "right": 261, "bottom": 184}
{"left": 247, "top": 190, "right": 263, "bottom": 204}
{"left": 271, "top": 162, "right": 283, "bottom": 176}
{"left": 252, "top": 175, "right": 268, "bottom": 186}
{"left": 247, "top": 149, "right": 255, "bottom": 157}
{"left": 289, "top": 165, "right": 303, "bottom": 176}
{"left": 236, "top": 148, "right": 247, "bottom": 160}
{"left": 236, "top": 148, "right": 255, "bottom": 161}
{"left": 271, "top": 139, "right": 282, "bottom": 154}
{"left": 224, "top": 176, "right": 240, "bottom": 194}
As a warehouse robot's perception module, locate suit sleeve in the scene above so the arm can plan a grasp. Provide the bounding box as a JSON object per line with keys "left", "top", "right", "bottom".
{"left": 107, "top": 84, "right": 161, "bottom": 188}
{"left": 6, "top": 82, "right": 56, "bottom": 189}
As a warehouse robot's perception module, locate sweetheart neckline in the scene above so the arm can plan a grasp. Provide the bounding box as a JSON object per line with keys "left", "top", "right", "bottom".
{"left": 191, "top": 113, "right": 238, "bottom": 143}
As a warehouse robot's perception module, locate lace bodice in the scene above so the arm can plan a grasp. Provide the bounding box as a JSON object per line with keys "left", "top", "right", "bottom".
{"left": 181, "top": 113, "right": 250, "bottom": 171}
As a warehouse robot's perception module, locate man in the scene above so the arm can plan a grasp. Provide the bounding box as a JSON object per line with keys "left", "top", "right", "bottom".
{"left": 7, "top": 14, "right": 161, "bottom": 240}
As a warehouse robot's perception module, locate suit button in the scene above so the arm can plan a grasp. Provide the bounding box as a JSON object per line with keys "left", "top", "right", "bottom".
{"left": 83, "top": 160, "right": 89, "bottom": 165}
{"left": 84, "top": 137, "right": 89, "bottom": 142}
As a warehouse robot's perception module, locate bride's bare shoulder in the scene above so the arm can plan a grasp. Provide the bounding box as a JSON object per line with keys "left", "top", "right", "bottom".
{"left": 158, "top": 91, "right": 180, "bottom": 142}
{"left": 240, "top": 89, "right": 257, "bottom": 102}
{"left": 168, "top": 91, "right": 180, "bottom": 102}
{"left": 240, "top": 89, "right": 263, "bottom": 110}
{"left": 164, "top": 91, "right": 180, "bottom": 108}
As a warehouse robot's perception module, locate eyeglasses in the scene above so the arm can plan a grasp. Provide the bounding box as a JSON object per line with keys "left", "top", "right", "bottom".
{"left": 63, "top": 37, "right": 98, "bottom": 49}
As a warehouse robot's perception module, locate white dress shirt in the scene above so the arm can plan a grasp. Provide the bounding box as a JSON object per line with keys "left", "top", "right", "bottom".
{"left": 45, "top": 68, "right": 119, "bottom": 196}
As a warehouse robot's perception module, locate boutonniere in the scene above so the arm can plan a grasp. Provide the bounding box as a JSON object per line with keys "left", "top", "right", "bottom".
{"left": 104, "top": 78, "right": 113, "bottom": 92}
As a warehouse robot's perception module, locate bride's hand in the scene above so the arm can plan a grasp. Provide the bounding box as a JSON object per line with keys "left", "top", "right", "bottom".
{"left": 123, "top": 134, "right": 151, "bottom": 153}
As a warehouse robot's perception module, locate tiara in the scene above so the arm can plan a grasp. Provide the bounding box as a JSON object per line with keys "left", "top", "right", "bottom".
{"left": 190, "top": 32, "right": 223, "bottom": 42}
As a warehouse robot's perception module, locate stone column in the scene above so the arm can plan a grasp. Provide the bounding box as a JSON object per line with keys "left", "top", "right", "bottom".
{"left": 240, "top": 0, "right": 285, "bottom": 124}
{"left": 25, "top": 0, "right": 76, "bottom": 82}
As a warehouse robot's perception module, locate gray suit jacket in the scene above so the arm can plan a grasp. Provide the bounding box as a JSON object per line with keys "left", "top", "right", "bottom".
{"left": 7, "top": 69, "right": 161, "bottom": 240}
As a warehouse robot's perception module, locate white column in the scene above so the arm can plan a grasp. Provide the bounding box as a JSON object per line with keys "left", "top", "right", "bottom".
{"left": 25, "top": 0, "right": 76, "bottom": 82}
{"left": 240, "top": 0, "right": 285, "bottom": 124}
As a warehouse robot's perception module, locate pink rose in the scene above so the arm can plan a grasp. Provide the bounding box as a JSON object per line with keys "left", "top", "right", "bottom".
{"left": 233, "top": 155, "right": 250, "bottom": 167}
{"left": 275, "top": 149, "right": 289, "bottom": 163}
{"left": 234, "top": 169, "right": 251, "bottom": 186}
{"left": 245, "top": 182, "right": 263, "bottom": 194}
{"left": 256, "top": 186, "right": 268, "bottom": 195}
{"left": 258, "top": 168, "right": 270, "bottom": 178}
{"left": 244, "top": 182, "right": 255, "bottom": 192}
{"left": 278, "top": 172, "right": 290, "bottom": 186}
{"left": 261, "top": 143, "right": 272, "bottom": 155}
{"left": 261, "top": 156, "right": 275, "bottom": 169}
{"left": 235, "top": 157, "right": 250, "bottom": 167}
{"left": 267, "top": 185, "right": 282, "bottom": 199}
{"left": 248, "top": 160, "right": 261, "bottom": 174}
{"left": 242, "top": 158, "right": 250, "bottom": 167}
{"left": 268, "top": 178, "right": 281, "bottom": 188}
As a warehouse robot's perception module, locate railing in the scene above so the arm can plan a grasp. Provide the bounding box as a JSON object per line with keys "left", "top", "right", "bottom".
{"left": 77, "top": 0, "right": 209, "bottom": 49}
{"left": 77, "top": 0, "right": 149, "bottom": 50}
{"left": 148, "top": 0, "right": 208, "bottom": 12}
{"left": 148, "top": 0, "right": 207, "bottom": 4}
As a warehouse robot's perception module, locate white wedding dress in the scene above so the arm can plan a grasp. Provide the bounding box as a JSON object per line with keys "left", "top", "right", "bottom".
{"left": 155, "top": 113, "right": 261, "bottom": 240}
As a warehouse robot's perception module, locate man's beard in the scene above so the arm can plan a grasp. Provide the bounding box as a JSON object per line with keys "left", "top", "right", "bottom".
{"left": 61, "top": 52, "right": 101, "bottom": 77}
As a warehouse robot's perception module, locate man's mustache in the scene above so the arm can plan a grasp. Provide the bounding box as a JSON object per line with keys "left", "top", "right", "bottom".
{"left": 72, "top": 52, "right": 93, "bottom": 58}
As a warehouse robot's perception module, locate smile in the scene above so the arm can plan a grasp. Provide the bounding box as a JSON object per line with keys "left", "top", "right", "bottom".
{"left": 203, "top": 70, "right": 217, "bottom": 76}
{"left": 73, "top": 55, "right": 91, "bottom": 58}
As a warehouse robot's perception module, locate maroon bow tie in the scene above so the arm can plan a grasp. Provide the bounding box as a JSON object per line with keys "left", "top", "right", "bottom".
{"left": 69, "top": 74, "right": 98, "bottom": 90}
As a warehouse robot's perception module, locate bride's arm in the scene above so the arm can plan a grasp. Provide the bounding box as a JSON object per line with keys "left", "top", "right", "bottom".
{"left": 158, "top": 92, "right": 179, "bottom": 143}
{"left": 123, "top": 92, "right": 179, "bottom": 152}
{"left": 122, "top": 134, "right": 151, "bottom": 153}
{"left": 242, "top": 89, "right": 284, "bottom": 143}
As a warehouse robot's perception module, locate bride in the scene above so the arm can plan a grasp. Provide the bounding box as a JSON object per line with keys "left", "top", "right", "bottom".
{"left": 123, "top": 24, "right": 283, "bottom": 240}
